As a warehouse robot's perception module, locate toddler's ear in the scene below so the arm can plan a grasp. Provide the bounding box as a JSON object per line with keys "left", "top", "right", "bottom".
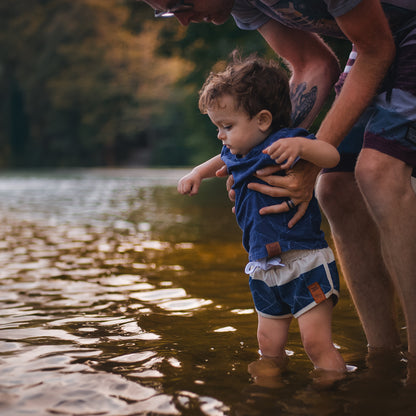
{"left": 257, "top": 110, "right": 273, "bottom": 132}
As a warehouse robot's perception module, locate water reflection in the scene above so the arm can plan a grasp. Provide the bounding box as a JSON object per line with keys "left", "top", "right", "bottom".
{"left": 0, "top": 168, "right": 411, "bottom": 416}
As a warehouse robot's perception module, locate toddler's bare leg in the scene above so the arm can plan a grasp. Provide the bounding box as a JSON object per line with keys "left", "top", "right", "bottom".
{"left": 248, "top": 315, "right": 292, "bottom": 385}
{"left": 256, "top": 314, "right": 292, "bottom": 359}
{"left": 297, "top": 299, "right": 346, "bottom": 371}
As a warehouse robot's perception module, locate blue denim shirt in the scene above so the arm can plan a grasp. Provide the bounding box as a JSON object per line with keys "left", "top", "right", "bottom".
{"left": 221, "top": 128, "right": 328, "bottom": 262}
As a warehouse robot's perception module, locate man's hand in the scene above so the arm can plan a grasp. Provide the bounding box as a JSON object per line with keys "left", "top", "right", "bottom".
{"left": 248, "top": 160, "right": 321, "bottom": 228}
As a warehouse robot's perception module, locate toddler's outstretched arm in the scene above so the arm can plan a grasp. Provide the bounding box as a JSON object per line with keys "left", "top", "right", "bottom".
{"left": 178, "top": 154, "right": 225, "bottom": 196}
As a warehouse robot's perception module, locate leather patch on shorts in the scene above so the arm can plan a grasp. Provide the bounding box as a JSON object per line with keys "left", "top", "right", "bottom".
{"left": 266, "top": 241, "right": 281, "bottom": 258}
{"left": 308, "top": 282, "right": 326, "bottom": 304}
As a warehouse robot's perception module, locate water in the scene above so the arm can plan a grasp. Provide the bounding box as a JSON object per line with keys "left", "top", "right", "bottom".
{"left": 0, "top": 168, "right": 413, "bottom": 416}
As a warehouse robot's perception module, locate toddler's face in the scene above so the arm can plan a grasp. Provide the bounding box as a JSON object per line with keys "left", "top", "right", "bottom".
{"left": 207, "top": 95, "right": 269, "bottom": 157}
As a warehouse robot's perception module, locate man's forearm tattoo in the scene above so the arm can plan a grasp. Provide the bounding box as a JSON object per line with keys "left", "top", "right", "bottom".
{"left": 290, "top": 82, "right": 317, "bottom": 127}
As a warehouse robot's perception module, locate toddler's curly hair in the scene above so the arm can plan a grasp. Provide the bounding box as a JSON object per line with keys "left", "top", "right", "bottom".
{"left": 198, "top": 51, "right": 292, "bottom": 131}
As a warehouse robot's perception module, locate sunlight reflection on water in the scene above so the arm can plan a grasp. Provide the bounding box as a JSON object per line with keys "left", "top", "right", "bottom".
{"left": 0, "top": 169, "right": 411, "bottom": 416}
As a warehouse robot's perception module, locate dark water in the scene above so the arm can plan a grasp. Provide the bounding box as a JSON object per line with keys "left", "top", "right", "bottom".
{"left": 0, "top": 168, "right": 413, "bottom": 416}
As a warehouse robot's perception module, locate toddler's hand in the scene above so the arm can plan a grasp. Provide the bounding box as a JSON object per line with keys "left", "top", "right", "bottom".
{"left": 177, "top": 171, "right": 202, "bottom": 196}
{"left": 264, "top": 138, "right": 302, "bottom": 170}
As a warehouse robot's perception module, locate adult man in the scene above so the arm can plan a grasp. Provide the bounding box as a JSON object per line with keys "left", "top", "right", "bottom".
{"left": 142, "top": 0, "right": 416, "bottom": 366}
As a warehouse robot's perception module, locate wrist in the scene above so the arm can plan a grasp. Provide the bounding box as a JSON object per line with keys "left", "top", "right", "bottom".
{"left": 191, "top": 166, "right": 204, "bottom": 180}
{"left": 297, "top": 137, "right": 307, "bottom": 159}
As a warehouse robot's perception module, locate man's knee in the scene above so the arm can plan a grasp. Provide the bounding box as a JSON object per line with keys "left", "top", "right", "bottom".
{"left": 316, "top": 172, "right": 355, "bottom": 217}
{"left": 355, "top": 150, "right": 384, "bottom": 196}
{"left": 355, "top": 149, "right": 415, "bottom": 217}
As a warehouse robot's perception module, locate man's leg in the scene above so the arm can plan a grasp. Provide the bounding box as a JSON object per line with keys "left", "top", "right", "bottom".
{"left": 316, "top": 171, "right": 401, "bottom": 349}
{"left": 355, "top": 149, "right": 416, "bottom": 353}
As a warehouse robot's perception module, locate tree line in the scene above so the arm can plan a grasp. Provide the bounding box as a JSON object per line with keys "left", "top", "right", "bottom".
{"left": 0, "top": 0, "right": 349, "bottom": 168}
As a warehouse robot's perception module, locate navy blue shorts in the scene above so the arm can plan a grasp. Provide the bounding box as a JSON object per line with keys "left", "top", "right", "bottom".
{"left": 248, "top": 248, "right": 339, "bottom": 319}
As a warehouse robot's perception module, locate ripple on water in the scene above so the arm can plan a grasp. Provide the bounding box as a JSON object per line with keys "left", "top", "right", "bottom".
{"left": 0, "top": 191, "right": 225, "bottom": 415}
{"left": 0, "top": 341, "right": 181, "bottom": 415}
{"left": 130, "top": 288, "right": 187, "bottom": 302}
{"left": 109, "top": 351, "right": 158, "bottom": 363}
{"left": 0, "top": 327, "right": 99, "bottom": 345}
{"left": 173, "top": 391, "right": 229, "bottom": 416}
{"left": 1, "top": 170, "right": 394, "bottom": 416}
{"left": 159, "top": 298, "right": 213, "bottom": 312}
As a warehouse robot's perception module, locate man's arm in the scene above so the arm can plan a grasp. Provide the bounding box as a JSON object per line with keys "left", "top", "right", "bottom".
{"left": 250, "top": 1, "right": 394, "bottom": 226}
{"left": 259, "top": 0, "right": 394, "bottom": 146}
{"left": 317, "top": 0, "right": 395, "bottom": 146}
{"left": 258, "top": 20, "right": 341, "bottom": 129}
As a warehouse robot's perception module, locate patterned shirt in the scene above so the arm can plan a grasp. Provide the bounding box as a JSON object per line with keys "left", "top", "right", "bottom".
{"left": 232, "top": 0, "right": 416, "bottom": 37}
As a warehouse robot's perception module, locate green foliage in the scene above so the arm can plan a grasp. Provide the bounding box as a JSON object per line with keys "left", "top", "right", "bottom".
{"left": 0, "top": 0, "right": 189, "bottom": 167}
{"left": 0, "top": 1, "right": 350, "bottom": 168}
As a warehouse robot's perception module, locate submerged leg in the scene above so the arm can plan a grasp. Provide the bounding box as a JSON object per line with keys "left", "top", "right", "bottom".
{"left": 355, "top": 149, "right": 416, "bottom": 353}
{"left": 297, "top": 299, "right": 345, "bottom": 371}
{"left": 316, "top": 171, "right": 401, "bottom": 349}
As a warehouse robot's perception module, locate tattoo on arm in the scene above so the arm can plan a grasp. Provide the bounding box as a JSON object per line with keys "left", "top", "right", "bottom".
{"left": 290, "top": 83, "right": 317, "bottom": 127}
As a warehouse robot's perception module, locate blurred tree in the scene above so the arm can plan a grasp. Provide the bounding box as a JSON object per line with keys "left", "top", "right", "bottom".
{"left": 0, "top": 0, "right": 191, "bottom": 167}
{"left": 0, "top": 1, "right": 350, "bottom": 167}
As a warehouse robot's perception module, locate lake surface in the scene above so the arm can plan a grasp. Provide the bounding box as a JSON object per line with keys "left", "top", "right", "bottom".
{"left": 0, "top": 168, "right": 412, "bottom": 416}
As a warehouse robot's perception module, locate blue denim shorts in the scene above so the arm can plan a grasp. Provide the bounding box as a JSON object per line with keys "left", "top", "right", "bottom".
{"left": 248, "top": 247, "right": 339, "bottom": 319}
